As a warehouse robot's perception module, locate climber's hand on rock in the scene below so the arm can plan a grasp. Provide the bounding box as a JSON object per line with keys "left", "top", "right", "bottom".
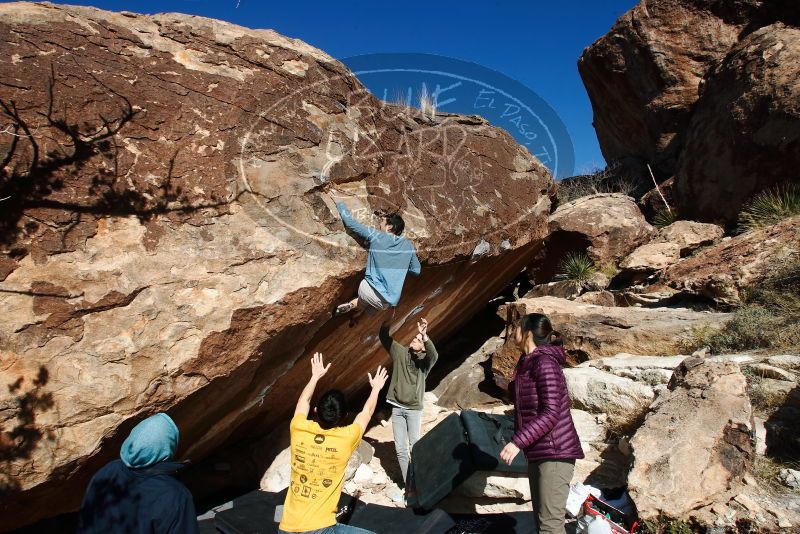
{"left": 368, "top": 365, "right": 389, "bottom": 390}
{"left": 500, "top": 442, "right": 520, "bottom": 465}
{"left": 310, "top": 352, "right": 331, "bottom": 380}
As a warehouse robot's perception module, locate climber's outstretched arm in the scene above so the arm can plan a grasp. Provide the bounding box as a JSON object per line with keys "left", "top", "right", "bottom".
{"left": 294, "top": 352, "right": 331, "bottom": 417}
{"left": 336, "top": 201, "right": 375, "bottom": 242}
{"left": 409, "top": 250, "right": 421, "bottom": 276}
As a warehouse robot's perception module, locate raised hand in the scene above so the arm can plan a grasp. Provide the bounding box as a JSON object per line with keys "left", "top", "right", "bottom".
{"left": 367, "top": 365, "right": 389, "bottom": 391}
{"left": 310, "top": 352, "right": 331, "bottom": 380}
{"left": 417, "top": 318, "right": 429, "bottom": 340}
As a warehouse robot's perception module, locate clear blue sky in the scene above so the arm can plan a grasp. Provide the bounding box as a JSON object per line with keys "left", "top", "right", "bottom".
{"left": 22, "top": 1, "right": 638, "bottom": 175}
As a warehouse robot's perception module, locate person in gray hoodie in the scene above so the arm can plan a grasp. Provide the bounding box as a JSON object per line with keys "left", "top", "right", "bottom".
{"left": 379, "top": 318, "right": 438, "bottom": 499}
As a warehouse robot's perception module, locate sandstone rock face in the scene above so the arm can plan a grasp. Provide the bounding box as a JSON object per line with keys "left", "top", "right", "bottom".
{"left": 0, "top": 4, "right": 553, "bottom": 528}
{"left": 675, "top": 24, "right": 800, "bottom": 223}
{"left": 533, "top": 194, "right": 653, "bottom": 283}
{"left": 563, "top": 367, "right": 655, "bottom": 418}
{"left": 619, "top": 242, "right": 681, "bottom": 275}
{"left": 492, "top": 297, "right": 729, "bottom": 382}
{"left": 654, "top": 220, "right": 724, "bottom": 256}
{"left": 663, "top": 216, "right": 800, "bottom": 307}
{"left": 578, "top": 0, "right": 746, "bottom": 177}
{"left": 580, "top": 0, "right": 800, "bottom": 222}
{"left": 628, "top": 358, "right": 753, "bottom": 520}
{"left": 638, "top": 177, "right": 675, "bottom": 221}
{"left": 432, "top": 336, "right": 505, "bottom": 411}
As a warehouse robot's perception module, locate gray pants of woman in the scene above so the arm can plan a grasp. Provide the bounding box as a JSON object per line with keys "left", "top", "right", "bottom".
{"left": 527, "top": 459, "right": 575, "bottom": 534}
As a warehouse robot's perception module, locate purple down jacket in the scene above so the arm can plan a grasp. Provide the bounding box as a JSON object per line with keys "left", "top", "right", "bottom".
{"left": 510, "top": 344, "right": 584, "bottom": 461}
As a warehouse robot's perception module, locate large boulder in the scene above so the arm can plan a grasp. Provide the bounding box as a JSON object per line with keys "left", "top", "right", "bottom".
{"left": 563, "top": 367, "right": 655, "bottom": 419}
{"left": 578, "top": 1, "right": 747, "bottom": 178}
{"left": 653, "top": 220, "right": 724, "bottom": 256}
{"left": 432, "top": 336, "right": 505, "bottom": 411}
{"left": 675, "top": 23, "right": 800, "bottom": 223}
{"left": 627, "top": 357, "right": 754, "bottom": 520}
{"left": 580, "top": 0, "right": 800, "bottom": 223}
{"left": 492, "top": 297, "right": 730, "bottom": 383}
{"left": 663, "top": 216, "right": 800, "bottom": 307}
{"left": 0, "top": 4, "right": 553, "bottom": 528}
{"left": 531, "top": 194, "right": 653, "bottom": 283}
{"left": 618, "top": 242, "right": 681, "bottom": 281}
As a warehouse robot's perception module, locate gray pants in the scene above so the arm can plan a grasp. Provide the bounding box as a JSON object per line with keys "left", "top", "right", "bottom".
{"left": 391, "top": 406, "right": 422, "bottom": 485}
{"left": 527, "top": 459, "right": 575, "bottom": 534}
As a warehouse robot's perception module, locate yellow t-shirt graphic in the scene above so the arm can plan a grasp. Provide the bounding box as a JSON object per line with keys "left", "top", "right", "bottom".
{"left": 279, "top": 414, "right": 364, "bottom": 532}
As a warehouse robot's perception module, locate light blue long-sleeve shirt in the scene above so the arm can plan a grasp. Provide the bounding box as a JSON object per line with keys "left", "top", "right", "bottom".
{"left": 336, "top": 201, "right": 421, "bottom": 306}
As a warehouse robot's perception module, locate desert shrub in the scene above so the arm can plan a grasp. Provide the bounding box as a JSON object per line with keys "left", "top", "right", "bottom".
{"left": 738, "top": 183, "right": 800, "bottom": 232}
{"left": 555, "top": 252, "right": 597, "bottom": 285}
{"left": 599, "top": 263, "right": 620, "bottom": 279}
{"left": 742, "top": 366, "right": 791, "bottom": 415}
{"left": 752, "top": 454, "right": 800, "bottom": 494}
{"left": 685, "top": 255, "right": 800, "bottom": 353}
{"left": 640, "top": 517, "right": 695, "bottom": 534}
{"left": 652, "top": 208, "right": 678, "bottom": 228}
{"left": 555, "top": 161, "right": 641, "bottom": 204}
{"left": 605, "top": 398, "right": 651, "bottom": 439}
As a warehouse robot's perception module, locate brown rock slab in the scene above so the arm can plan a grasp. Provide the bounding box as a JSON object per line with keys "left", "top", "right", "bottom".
{"left": 620, "top": 242, "right": 681, "bottom": 273}
{"left": 654, "top": 220, "right": 724, "bottom": 257}
{"left": 675, "top": 23, "right": 800, "bottom": 223}
{"left": 628, "top": 358, "right": 754, "bottom": 520}
{"left": 491, "top": 296, "right": 729, "bottom": 385}
{"left": 663, "top": 216, "right": 800, "bottom": 307}
{"left": 532, "top": 193, "right": 653, "bottom": 283}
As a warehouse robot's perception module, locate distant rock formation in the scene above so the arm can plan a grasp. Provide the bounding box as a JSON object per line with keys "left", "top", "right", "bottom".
{"left": 579, "top": 0, "right": 800, "bottom": 223}
{"left": 0, "top": 3, "right": 552, "bottom": 529}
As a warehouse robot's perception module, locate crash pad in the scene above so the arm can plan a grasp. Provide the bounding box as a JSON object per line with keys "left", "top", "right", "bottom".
{"left": 210, "top": 489, "right": 536, "bottom": 534}
{"left": 461, "top": 409, "right": 527, "bottom": 474}
{"left": 213, "top": 490, "right": 455, "bottom": 534}
{"left": 407, "top": 412, "right": 475, "bottom": 511}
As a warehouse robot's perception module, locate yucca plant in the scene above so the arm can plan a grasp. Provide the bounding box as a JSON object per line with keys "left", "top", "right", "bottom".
{"left": 738, "top": 183, "right": 800, "bottom": 232}
{"left": 652, "top": 208, "right": 678, "bottom": 228}
{"left": 555, "top": 252, "right": 597, "bottom": 285}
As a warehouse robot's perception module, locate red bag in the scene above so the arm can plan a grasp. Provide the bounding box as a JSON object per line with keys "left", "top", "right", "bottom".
{"left": 581, "top": 495, "right": 640, "bottom": 533}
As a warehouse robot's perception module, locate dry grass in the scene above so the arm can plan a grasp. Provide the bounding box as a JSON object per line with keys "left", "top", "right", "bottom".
{"left": 556, "top": 161, "right": 640, "bottom": 204}
{"left": 605, "top": 398, "right": 652, "bottom": 439}
{"left": 640, "top": 516, "right": 695, "bottom": 534}
{"left": 752, "top": 455, "right": 800, "bottom": 495}
{"left": 418, "top": 86, "right": 436, "bottom": 118}
{"left": 684, "top": 254, "right": 800, "bottom": 353}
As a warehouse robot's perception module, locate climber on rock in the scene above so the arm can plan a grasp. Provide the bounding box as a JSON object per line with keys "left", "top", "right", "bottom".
{"left": 379, "top": 318, "right": 438, "bottom": 503}
{"left": 278, "top": 352, "right": 388, "bottom": 534}
{"left": 329, "top": 187, "right": 421, "bottom": 324}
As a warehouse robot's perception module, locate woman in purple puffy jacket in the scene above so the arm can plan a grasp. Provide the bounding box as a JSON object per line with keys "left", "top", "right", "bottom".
{"left": 500, "top": 313, "right": 584, "bottom": 534}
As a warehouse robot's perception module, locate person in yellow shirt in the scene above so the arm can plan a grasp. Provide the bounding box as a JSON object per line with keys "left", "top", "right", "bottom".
{"left": 279, "top": 352, "right": 388, "bottom": 534}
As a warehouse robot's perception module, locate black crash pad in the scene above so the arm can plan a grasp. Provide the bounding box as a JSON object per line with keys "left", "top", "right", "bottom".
{"left": 407, "top": 412, "right": 474, "bottom": 511}
{"left": 214, "top": 490, "right": 456, "bottom": 534}
{"left": 211, "top": 489, "right": 536, "bottom": 534}
{"left": 461, "top": 410, "right": 527, "bottom": 474}
{"left": 408, "top": 410, "right": 528, "bottom": 510}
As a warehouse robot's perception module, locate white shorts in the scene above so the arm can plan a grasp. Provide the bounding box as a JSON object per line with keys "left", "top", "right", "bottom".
{"left": 357, "top": 279, "right": 390, "bottom": 315}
